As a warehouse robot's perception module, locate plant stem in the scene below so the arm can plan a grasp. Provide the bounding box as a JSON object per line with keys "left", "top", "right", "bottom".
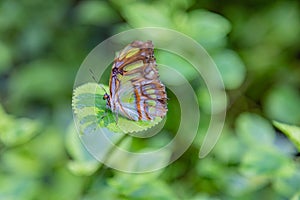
{"left": 81, "top": 133, "right": 128, "bottom": 196}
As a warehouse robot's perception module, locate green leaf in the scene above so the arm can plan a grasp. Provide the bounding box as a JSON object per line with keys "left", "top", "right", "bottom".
{"left": 120, "top": 4, "right": 231, "bottom": 49}
{"left": 274, "top": 169, "right": 300, "bottom": 198}
{"left": 0, "top": 176, "right": 38, "bottom": 200}
{"left": 180, "top": 9, "right": 231, "bottom": 49}
{"left": 0, "top": 41, "right": 12, "bottom": 74}
{"left": 291, "top": 192, "right": 300, "bottom": 200}
{"left": 265, "top": 2, "right": 300, "bottom": 47}
{"left": 107, "top": 172, "right": 178, "bottom": 199}
{"left": 224, "top": 173, "right": 268, "bottom": 196}
{"left": 120, "top": 2, "right": 173, "bottom": 28}
{"left": 72, "top": 83, "right": 163, "bottom": 134}
{"left": 156, "top": 50, "right": 198, "bottom": 83}
{"left": 1, "top": 149, "right": 44, "bottom": 177}
{"left": 67, "top": 161, "right": 100, "bottom": 176}
{"left": 196, "top": 157, "right": 225, "bottom": 179}
{"left": 28, "top": 126, "right": 66, "bottom": 166}
{"left": 212, "top": 127, "right": 244, "bottom": 163}
{"left": 65, "top": 123, "right": 100, "bottom": 176}
{"left": 0, "top": 105, "right": 40, "bottom": 147}
{"left": 75, "top": 1, "right": 119, "bottom": 25}
{"left": 240, "top": 146, "right": 291, "bottom": 178}
{"left": 212, "top": 50, "right": 246, "bottom": 90}
{"left": 8, "top": 59, "right": 71, "bottom": 112}
{"left": 236, "top": 113, "right": 275, "bottom": 146}
{"left": 263, "top": 85, "right": 300, "bottom": 125}
{"left": 273, "top": 121, "right": 300, "bottom": 152}
{"left": 36, "top": 167, "right": 83, "bottom": 200}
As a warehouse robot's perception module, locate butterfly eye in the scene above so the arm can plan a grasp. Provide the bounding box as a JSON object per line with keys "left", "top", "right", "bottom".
{"left": 103, "top": 93, "right": 109, "bottom": 100}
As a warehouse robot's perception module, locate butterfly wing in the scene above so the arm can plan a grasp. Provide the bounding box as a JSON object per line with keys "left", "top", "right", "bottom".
{"left": 109, "top": 41, "right": 167, "bottom": 121}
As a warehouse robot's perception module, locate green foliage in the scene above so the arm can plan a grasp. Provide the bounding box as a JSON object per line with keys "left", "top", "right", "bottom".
{"left": 65, "top": 122, "right": 100, "bottom": 176}
{"left": 107, "top": 172, "right": 177, "bottom": 199}
{"left": 75, "top": 1, "right": 119, "bottom": 25}
{"left": 273, "top": 121, "right": 300, "bottom": 152}
{"left": 0, "top": 41, "right": 12, "bottom": 74}
{"left": 264, "top": 85, "right": 300, "bottom": 124}
{"left": 236, "top": 113, "right": 275, "bottom": 146}
{"left": 0, "top": 105, "right": 40, "bottom": 147}
{"left": 0, "top": 0, "right": 300, "bottom": 199}
{"left": 212, "top": 50, "right": 246, "bottom": 90}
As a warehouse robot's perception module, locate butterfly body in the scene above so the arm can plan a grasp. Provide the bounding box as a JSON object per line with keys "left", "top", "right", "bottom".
{"left": 104, "top": 40, "right": 167, "bottom": 121}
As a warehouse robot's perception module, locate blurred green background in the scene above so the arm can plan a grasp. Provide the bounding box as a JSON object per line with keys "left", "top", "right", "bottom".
{"left": 1, "top": 0, "right": 300, "bottom": 199}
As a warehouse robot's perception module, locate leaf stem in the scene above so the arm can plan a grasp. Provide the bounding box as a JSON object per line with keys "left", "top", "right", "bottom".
{"left": 81, "top": 133, "right": 128, "bottom": 196}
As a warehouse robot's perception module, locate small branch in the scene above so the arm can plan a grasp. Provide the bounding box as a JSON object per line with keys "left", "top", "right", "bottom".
{"left": 81, "top": 134, "right": 128, "bottom": 195}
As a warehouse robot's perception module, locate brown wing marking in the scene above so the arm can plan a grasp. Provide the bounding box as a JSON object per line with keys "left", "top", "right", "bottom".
{"left": 134, "top": 87, "right": 142, "bottom": 120}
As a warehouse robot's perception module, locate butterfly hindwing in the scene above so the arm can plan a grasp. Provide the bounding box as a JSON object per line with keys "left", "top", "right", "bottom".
{"left": 108, "top": 41, "right": 167, "bottom": 121}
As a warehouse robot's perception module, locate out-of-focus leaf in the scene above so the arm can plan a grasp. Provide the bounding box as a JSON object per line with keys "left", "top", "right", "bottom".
{"left": 230, "top": 2, "right": 300, "bottom": 48}
{"left": 263, "top": 85, "right": 300, "bottom": 125}
{"left": 82, "top": 182, "right": 118, "bottom": 200}
{"left": 156, "top": 50, "right": 198, "bottom": 83}
{"left": 121, "top": 4, "right": 231, "bottom": 50}
{"left": 107, "top": 172, "right": 178, "bottom": 199}
{"left": 181, "top": 9, "right": 231, "bottom": 49}
{"left": 18, "top": 23, "right": 51, "bottom": 57}
{"left": 76, "top": 1, "right": 119, "bottom": 25}
{"left": 265, "top": 2, "right": 300, "bottom": 47}
{"left": 0, "top": 105, "right": 40, "bottom": 146}
{"left": 196, "top": 157, "right": 225, "bottom": 179}
{"left": 108, "top": 146, "right": 172, "bottom": 172}
{"left": 121, "top": 2, "right": 172, "bottom": 28}
{"left": 0, "top": 1, "right": 22, "bottom": 31}
{"left": 67, "top": 161, "right": 100, "bottom": 176}
{"left": 9, "top": 59, "right": 71, "bottom": 109}
{"left": 224, "top": 173, "right": 268, "bottom": 197}
{"left": 291, "top": 192, "right": 300, "bottom": 200}
{"left": 65, "top": 122, "right": 100, "bottom": 176}
{"left": 236, "top": 113, "right": 275, "bottom": 146}
{"left": 112, "top": 0, "right": 194, "bottom": 11}
{"left": 0, "top": 41, "right": 12, "bottom": 74}
{"left": 274, "top": 170, "right": 300, "bottom": 198}
{"left": 29, "top": 126, "right": 66, "bottom": 166}
{"left": 273, "top": 121, "right": 300, "bottom": 152}
{"left": 0, "top": 176, "right": 38, "bottom": 200}
{"left": 189, "top": 194, "right": 220, "bottom": 200}
{"left": 212, "top": 127, "right": 244, "bottom": 163}
{"left": 37, "top": 167, "right": 83, "bottom": 200}
{"left": 240, "top": 147, "right": 290, "bottom": 177}
{"left": 1, "top": 149, "right": 44, "bottom": 178}
{"left": 212, "top": 50, "right": 246, "bottom": 90}
{"left": 0, "top": 118, "right": 40, "bottom": 146}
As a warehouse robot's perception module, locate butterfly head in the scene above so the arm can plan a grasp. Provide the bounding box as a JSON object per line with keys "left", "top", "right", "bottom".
{"left": 103, "top": 93, "right": 111, "bottom": 108}
{"left": 103, "top": 93, "right": 109, "bottom": 100}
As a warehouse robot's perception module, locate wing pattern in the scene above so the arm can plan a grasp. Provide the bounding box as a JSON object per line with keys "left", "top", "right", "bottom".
{"left": 106, "top": 40, "right": 167, "bottom": 121}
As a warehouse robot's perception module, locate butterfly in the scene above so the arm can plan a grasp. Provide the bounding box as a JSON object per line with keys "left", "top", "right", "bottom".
{"left": 103, "top": 40, "right": 168, "bottom": 121}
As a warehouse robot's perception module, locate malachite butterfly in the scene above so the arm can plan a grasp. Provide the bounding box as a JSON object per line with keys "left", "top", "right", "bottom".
{"left": 103, "top": 40, "right": 168, "bottom": 121}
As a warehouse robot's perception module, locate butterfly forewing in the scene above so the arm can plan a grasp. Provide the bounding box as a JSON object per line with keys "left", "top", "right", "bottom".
{"left": 107, "top": 40, "right": 167, "bottom": 121}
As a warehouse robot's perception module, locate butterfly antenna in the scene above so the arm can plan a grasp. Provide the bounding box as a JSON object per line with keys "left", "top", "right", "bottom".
{"left": 89, "top": 68, "right": 108, "bottom": 94}
{"left": 89, "top": 68, "right": 98, "bottom": 83}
